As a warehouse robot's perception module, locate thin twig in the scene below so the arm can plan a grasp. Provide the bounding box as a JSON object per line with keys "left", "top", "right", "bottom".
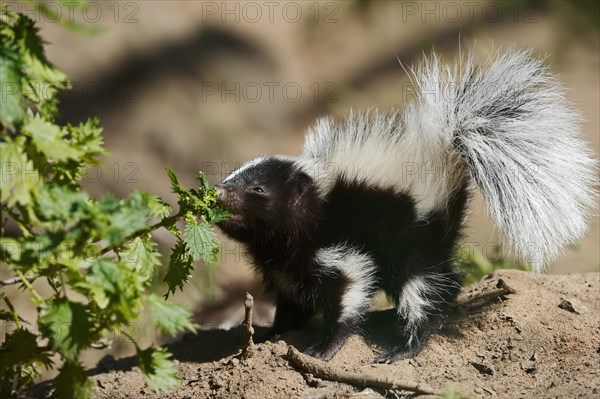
{"left": 0, "top": 276, "right": 25, "bottom": 287}
{"left": 496, "top": 278, "right": 516, "bottom": 294}
{"left": 242, "top": 292, "right": 255, "bottom": 359}
{"left": 287, "top": 346, "right": 446, "bottom": 397}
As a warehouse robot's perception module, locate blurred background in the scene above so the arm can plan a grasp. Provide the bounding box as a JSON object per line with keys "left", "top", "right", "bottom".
{"left": 2, "top": 0, "right": 598, "bottom": 373}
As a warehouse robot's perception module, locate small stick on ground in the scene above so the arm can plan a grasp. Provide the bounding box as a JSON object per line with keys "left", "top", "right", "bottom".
{"left": 287, "top": 346, "right": 446, "bottom": 397}
{"left": 496, "top": 278, "right": 516, "bottom": 294}
{"left": 242, "top": 292, "right": 255, "bottom": 359}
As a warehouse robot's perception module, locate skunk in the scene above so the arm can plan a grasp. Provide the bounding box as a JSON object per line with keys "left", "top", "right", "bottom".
{"left": 215, "top": 49, "right": 597, "bottom": 363}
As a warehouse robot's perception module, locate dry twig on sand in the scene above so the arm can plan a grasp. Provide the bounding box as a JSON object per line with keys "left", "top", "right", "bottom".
{"left": 287, "top": 346, "right": 447, "bottom": 397}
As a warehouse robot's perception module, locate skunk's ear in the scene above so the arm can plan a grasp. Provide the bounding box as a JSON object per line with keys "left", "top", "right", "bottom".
{"left": 289, "top": 171, "right": 313, "bottom": 207}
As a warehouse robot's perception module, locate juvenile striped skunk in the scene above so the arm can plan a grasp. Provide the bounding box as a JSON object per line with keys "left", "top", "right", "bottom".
{"left": 214, "top": 49, "right": 597, "bottom": 363}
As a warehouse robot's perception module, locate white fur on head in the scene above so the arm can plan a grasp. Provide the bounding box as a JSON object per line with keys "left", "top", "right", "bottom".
{"left": 316, "top": 245, "right": 377, "bottom": 322}
{"left": 222, "top": 156, "right": 266, "bottom": 184}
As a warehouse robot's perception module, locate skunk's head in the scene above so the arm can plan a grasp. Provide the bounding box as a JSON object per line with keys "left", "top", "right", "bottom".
{"left": 215, "top": 157, "right": 318, "bottom": 241}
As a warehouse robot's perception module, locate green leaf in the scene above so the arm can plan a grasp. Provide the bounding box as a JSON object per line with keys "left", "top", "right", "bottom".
{"left": 35, "top": 183, "right": 90, "bottom": 223}
{"left": 16, "top": 13, "right": 68, "bottom": 86}
{"left": 96, "top": 192, "right": 120, "bottom": 213}
{"left": 14, "top": 12, "right": 68, "bottom": 118}
{"left": 0, "top": 328, "right": 54, "bottom": 391}
{"left": 121, "top": 237, "right": 161, "bottom": 285}
{"left": 86, "top": 258, "right": 141, "bottom": 321}
{"left": 166, "top": 168, "right": 182, "bottom": 194}
{"left": 184, "top": 220, "right": 219, "bottom": 264}
{"left": 146, "top": 294, "right": 197, "bottom": 336}
{"left": 163, "top": 241, "right": 193, "bottom": 298}
{"left": 145, "top": 194, "right": 172, "bottom": 218}
{"left": 0, "top": 136, "right": 37, "bottom": 206}
{"left": 137, "top": 347, "right": 179, "bottom": 393}
{"left": 207, "top": 204, "right": 231, "bottom": 224}
{"left": 23, "top": 115, "right": 82, "bottom": 161}
{"left": 54, "top": 361, "right": 94, "bottom": 399}
{"left": 4, "top": 231, "right": 65, "bottom": 272}
{"left": 0, "top": 43, "right": 25, "bottom": 128}
{"left": 0, "top": 328, "right": 48, "bottom": 371}
{"left": 39, "top": 298, "right": 93, "bottom": 362}
{"left": 103, "top": 191, "right": 149, "bottom": 246}
{"left": 67, "top": 117, "right": 106, "bottom": 157}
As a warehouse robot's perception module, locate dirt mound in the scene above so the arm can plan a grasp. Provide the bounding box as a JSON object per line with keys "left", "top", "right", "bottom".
{"left": 30, "top": 270, "right": 600, "bottom": 398}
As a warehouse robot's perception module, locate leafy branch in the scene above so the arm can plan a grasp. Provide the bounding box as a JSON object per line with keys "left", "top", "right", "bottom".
{"left": 0, "top": 9, "right": 228, "bottom": 398}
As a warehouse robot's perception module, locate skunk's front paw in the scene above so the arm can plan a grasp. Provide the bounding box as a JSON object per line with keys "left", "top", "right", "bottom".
{"left": 376, "top": 345, "right": 421, "bottom": 364}
{"left": 376, "top": 331, "right": 429, "bottom": 363}
{"left": 304, "top": 342, "right": 337, "bottom": 361}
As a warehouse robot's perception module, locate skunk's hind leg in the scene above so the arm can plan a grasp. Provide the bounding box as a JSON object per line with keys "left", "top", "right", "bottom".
{"left": 377, "top": 270, "right": 461, "bottom": 363}
{"left": 304, "top": 245, "right": 377, "bottom": 360}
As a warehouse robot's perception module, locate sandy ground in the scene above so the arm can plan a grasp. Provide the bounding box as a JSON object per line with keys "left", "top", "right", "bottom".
{"left": 26, "top": 269, "right": 600, "bottom": 398}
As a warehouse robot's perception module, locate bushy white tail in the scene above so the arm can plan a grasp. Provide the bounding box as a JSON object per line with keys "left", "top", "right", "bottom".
{"left": 410, "top": 48, "right": 597, "bottom": 270}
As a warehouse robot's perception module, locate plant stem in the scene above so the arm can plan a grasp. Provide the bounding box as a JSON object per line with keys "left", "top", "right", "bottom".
{"left": 2, "top": 294, "right": 21, "bottom": 327}
{"left": 16, "top": 270, "right": 42, "bottom": 303}
{"left": 99, "top": 209, "right": 184, "bottom": 255}
{"left": 0, "top": 205, "right": 33, "bottom": 236}
{"left": 120, "top": 329, "right": 140, "bottom": 351}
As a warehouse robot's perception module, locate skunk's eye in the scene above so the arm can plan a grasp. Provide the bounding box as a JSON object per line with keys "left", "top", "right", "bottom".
{"left": 251, "top": 187, "right": 264, "bottom": 194}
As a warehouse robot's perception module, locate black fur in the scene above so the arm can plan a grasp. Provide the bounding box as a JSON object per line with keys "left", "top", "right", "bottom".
{"left": 216, "top": 157, "right": 468, "bottom": 362}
